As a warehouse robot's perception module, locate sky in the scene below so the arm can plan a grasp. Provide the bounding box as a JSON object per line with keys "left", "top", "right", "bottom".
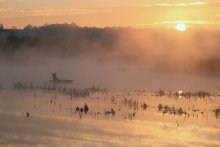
{"left": 1, "top": 0, "right": 220, "bottom": 28}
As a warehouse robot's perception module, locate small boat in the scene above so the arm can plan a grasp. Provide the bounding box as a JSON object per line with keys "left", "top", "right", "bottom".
{"left": 49, "top": 72, "right": 73, "bottom": 84}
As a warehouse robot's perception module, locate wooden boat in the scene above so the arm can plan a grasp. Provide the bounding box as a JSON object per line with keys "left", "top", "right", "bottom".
{"left": 49, "top": 72, "right": 73, "bottom": 84}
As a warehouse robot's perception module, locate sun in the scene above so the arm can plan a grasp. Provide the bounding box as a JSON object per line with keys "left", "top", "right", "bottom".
{"left": 176, "top": 23, "right": 186, "bottom": 32}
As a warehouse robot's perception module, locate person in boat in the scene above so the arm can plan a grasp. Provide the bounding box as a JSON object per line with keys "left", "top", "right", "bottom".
{"left": 84, "top": 103, "right": 89, "bottom": 114}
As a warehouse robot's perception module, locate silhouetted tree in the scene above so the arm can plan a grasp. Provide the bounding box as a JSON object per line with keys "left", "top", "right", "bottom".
{"left": 24, "top": 24, "right": 33, "bottom": 30}
{"left": 11, "top": 26, "right": 17, "bottom": 30}
{"left": 0, "top": 24, "right": 3, "bottom": 29}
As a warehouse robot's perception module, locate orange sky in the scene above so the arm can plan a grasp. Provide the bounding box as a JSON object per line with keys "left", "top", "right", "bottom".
{"left": 0, "top": 0, "right": 220, "bottom": 29}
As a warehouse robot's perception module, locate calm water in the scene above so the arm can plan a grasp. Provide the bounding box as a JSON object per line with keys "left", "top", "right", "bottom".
{"left": 0, "top": 88, "right": 219, "bottom": 147}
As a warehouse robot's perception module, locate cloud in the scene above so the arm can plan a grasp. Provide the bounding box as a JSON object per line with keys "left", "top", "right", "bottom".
{"left": 0, "top": 7, "right": 102, "bottom": 18}
{"left": 0, "top": 0, "right": 25, "bottom": 2}
{"left": 144, "top": 1, "right": 208, "bottom": 7}
{"left": 133, "top": 20, "right": 220, "bottom": 28}
{"left": 152, "top": 20, "right": 218, "bottom": 25}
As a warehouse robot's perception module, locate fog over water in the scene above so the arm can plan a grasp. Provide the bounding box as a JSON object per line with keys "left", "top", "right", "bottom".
{"left": 0, "top": 24, "right": 220, "bottom": 91}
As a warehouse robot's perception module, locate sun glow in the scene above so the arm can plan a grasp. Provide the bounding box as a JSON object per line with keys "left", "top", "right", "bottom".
{"left": 176, "top": 23, "right": 186, "bottom": 31}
